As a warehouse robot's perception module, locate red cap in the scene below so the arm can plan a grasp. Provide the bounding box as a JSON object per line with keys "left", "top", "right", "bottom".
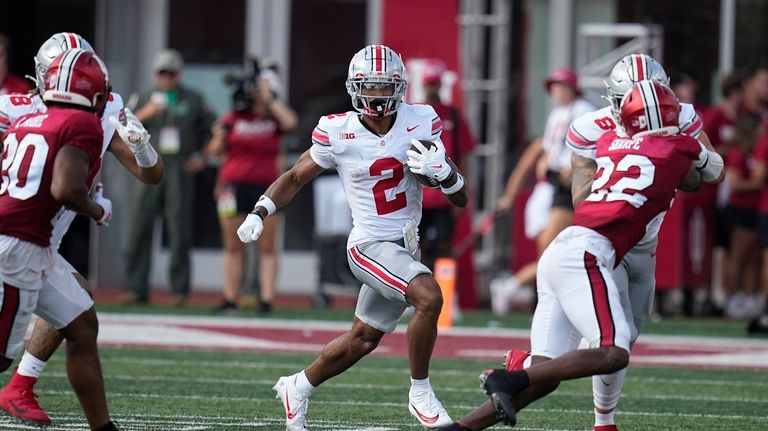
{"left": 544, "top": 67, "right": 580, "bottom": 94}
{"left": 422, "top": 58, "right": 446, "bottom": 84}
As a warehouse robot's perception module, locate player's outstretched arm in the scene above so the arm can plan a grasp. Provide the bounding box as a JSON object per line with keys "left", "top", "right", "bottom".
{"left": 571, "top": 153, "right": 597, "bottom": 206}
{"left": 238, "top": 149, "right": 325, "bottom": 243}
{"left": 107, "top": 133, "right": 165, "bottom": 184}
{"left": 51, "top": 146, "right": 110, "bottom": 223}
{"left": 108, "top": 108, "right": 164, "bottom": 184}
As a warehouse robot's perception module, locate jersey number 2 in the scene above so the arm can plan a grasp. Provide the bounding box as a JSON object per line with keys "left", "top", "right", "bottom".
{"left": 371, "top": 157, "right": 407, "bottom": 215}
{"left": 1, "top": 133, "right": 50, "bottom": 200}
{"left": 586, "top": 154, "right": 655, "bottom": 208}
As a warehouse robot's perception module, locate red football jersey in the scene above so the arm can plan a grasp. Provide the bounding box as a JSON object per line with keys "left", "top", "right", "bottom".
{"left": 572, "top": 131, "right": 701, "bottom": 262}
{"left": 218, "top": 111, "right": 281, "bottom": 185}
{"left": 0, "top": 107, "right": 103, "bottom": 246}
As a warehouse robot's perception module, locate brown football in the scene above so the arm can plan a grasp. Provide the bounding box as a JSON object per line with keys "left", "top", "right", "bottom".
{"left": 408, "top": 140, "right": 457, "bottom": 188}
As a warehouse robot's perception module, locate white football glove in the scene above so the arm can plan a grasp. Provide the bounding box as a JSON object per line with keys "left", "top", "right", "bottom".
{"left": 92, "top": 183, "right": 113, "bottom": 226}
{"left": 237, "top": 213, "right": 264, "bottom": 243}
{"left": 406, "top": 138, "right": 452, "bottom": 182}
{"left": 108, "top": 108, "right": 158, "bottom": 168}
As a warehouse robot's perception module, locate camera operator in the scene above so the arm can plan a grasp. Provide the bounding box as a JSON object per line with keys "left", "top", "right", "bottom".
{"left": 208, "top": 66, "right": 298, "bottom": 314}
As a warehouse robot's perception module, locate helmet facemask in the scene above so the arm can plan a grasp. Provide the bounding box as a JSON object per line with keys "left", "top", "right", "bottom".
{"left": 346, "top": 45, "right": 407, "bottom": 120}
{"left": 346, "top": 79, "right": 406, "bottom": 120}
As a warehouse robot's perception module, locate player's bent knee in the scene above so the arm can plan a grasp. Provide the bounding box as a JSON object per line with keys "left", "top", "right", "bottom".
{"left": 350, "top": 323, "right": 384, "bottom": 356}
{"left": 407, "top": 275, "right": 443, "bottom": 314}
{"left": 602, "top": 347, "right": 629, "bottom": 373}
{"left": 60, "top": 307, "right": 99, "bottom": 344}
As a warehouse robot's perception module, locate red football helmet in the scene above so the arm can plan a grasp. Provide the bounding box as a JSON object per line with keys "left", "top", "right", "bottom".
{"left": 42, "top": 48, "right": 110, "bottom": 115}
{"left": 619, "top": 80, "right": 680, "bottom": 137}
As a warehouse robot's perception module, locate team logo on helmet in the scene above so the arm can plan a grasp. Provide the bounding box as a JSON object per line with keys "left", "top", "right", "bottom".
{"left": 619, "top": 80, "right": 680, "bottom": 138}
{"left": 42, "top": 49, "right": 110, "bottom": 115}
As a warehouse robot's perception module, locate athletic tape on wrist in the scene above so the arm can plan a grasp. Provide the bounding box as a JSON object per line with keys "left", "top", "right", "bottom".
{"left": 441, "top": 174, "right": 464, "bottom": 195}
{"left": 135, "top": 143, "right": 159, "bottom": 168}
{"left": 255, "top": 195, "right": 277, "bottom": 216}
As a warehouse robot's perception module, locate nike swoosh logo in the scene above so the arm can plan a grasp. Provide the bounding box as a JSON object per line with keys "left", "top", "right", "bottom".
{"left": 410, "top": 403, "right": 439, "bottom": 424}
{"left": 406, "top": 125, "right": 419, "bottom": 132}
{"left": 599, "top": 376, "right": 611, "bottom": 386}
{"left": 430, "top": 165, "right": 443, "bottom": 169}
{"left": 9, "top": 400, "right": 28, "bottom": 415}
{"left": 284, "top": 388, "right": 298, "bottom": 420}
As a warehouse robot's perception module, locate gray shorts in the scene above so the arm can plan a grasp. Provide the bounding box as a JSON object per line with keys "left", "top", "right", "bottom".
{"left": 613, "top": 247, "right": 656, "bottom": 342}
{"left": 347, "top": 241, "right": 431, "bottom": 333}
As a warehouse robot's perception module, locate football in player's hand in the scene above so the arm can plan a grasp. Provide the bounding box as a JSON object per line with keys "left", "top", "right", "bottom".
{"left": 409, "top": 140, "right": 441, "bottom": 188}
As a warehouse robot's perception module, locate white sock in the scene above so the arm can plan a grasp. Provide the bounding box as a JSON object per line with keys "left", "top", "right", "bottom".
{"left": 295, "top": 370, "right": 315, "bottom": 396}
{"left": 17, "top": 351, "right": 47, "bottom": 379}
{"left": 594, "top": 408, "right": 616, "bottom": 426}
{"left": 410, "top": 377, "right": 431, "bottom": 394}
{"left": 593, "top": 368, "right": 626, "bottom": 426}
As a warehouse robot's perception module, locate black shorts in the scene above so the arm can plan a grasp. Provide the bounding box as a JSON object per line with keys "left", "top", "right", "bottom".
{"left": 714, "top": 207, "right": 731, "bottom": 248}
{"left": 759, "top": 213, "right": 768, "bottom": 248}
{"left": 725, "top": 205, "right": 758, "bottom": 230}
{"left": 551, "top": 184, "right": 573, "bottom": 210}
{"left": 219, "top": 182, "right": 270, "bottom": 215}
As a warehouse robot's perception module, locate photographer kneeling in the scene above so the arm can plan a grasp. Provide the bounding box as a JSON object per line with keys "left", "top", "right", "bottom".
{"left": 208, "top": 67, "right": 298, "bottom": 313}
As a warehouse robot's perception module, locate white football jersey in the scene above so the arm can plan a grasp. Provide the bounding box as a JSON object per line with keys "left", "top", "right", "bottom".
{"left": 566, "top": 103, "right": 702, "bottom": 159}
{"left": 0, "top": 92, "right": 123, "bottom": 250}
{"left": 565, "top": 103, "right": 703, "bottom": 250}
{"left": 310, "top": 103, "right": 443, "bottom": 248}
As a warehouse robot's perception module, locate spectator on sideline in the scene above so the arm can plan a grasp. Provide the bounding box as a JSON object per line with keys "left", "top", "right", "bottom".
{"left": 418, "top": 59, "right": 476, "bottom": 270}
{"left": 702, "top": 72, "right": 745, "bottom": 315}
{"left": 723, "top": 113, "right": 763, "bottom": 319}
{"left": 0, "top": 34, "right": 32, "bottom": 95}
{"left": 491, "top": 68, "right": 594, "bottom": 314}
{"left": 208, "top": 69, "right": 297, "bottom": 314}
{"left": 123, "top": 49, "right": 216, "bottom": 305}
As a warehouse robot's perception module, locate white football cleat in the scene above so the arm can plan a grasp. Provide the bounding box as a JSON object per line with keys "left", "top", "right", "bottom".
{"left": 274, "top": 375, "right": 309, "bottom": 431}
{"left": 408, "top": 389, "right": 453, "bottom": 428}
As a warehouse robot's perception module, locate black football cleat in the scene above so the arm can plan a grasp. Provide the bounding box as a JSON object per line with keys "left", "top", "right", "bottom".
{"left": 748, "top": 314, "right": 768, "bottom": 334}
{"left": 434, "top": 423, "right": 473, "bottom": 431}
{"left": 480, "top": 368, "right": 530, "bottom": 426}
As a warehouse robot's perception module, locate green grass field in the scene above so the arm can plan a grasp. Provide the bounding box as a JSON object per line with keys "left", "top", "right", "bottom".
{"left": 0, "top": 343, "right": 766, "bottom": 430}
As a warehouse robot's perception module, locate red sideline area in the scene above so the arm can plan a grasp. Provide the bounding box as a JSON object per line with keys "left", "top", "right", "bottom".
{"left": 93, "top": 309, "right": 768, "bottom": 372}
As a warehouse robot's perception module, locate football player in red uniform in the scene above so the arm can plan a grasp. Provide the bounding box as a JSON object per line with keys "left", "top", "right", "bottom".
{"left": 0, "top": 49, "right": 120, "bottom": 431}
{"left": 0, "top": 32, "right": 163, "bottom": 428}
{"left": 439, "top": 82, "right": 705, "bottom": 430}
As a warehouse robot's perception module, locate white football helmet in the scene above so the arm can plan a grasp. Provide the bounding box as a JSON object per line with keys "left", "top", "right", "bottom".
{"left": 346, "top": 45, "right": 407, "bottom": 119}
{"left": 605, "top": 54, "right": 669, "bottom": 116}
{"left": 34, "top": 32, "right": 94, "bottom": 94}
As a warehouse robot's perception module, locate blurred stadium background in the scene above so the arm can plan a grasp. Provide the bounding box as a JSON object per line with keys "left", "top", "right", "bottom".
{"left": 2, "top": 1, "right": 768, "bottom": 429}
{"left": 1, "top": 0, "right": 765, "bottom": 308}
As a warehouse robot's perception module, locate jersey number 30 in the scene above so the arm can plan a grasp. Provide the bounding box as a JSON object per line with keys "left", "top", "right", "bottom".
{"left": 371, "top": 157, "right": 407, "bottom": 215}
{"left": 1, "top": 133, "right": 50, "bottom": 200}
{"left": 586, "top": 154, "right": 655, "bottom": 208}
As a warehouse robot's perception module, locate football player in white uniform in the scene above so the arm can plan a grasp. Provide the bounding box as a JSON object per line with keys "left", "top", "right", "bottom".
{"left": 436, "top": 54, "right": 724, "bottom": 431}
{"left": 237, "top": 45, "right": 467, "bottom": 430}
{"left": 0, "top": 32, "right": 164, "bottom": 428}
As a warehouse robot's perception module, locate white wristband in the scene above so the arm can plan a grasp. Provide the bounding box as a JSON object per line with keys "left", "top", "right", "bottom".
{"left": 255, "top": 195, "right": 277, "bottom": 216}
{"left": 441, "top": 174, "right": 465, "bottom": 195}
{"left": 134, "top": 143, "right": 159, "bottom": 168}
